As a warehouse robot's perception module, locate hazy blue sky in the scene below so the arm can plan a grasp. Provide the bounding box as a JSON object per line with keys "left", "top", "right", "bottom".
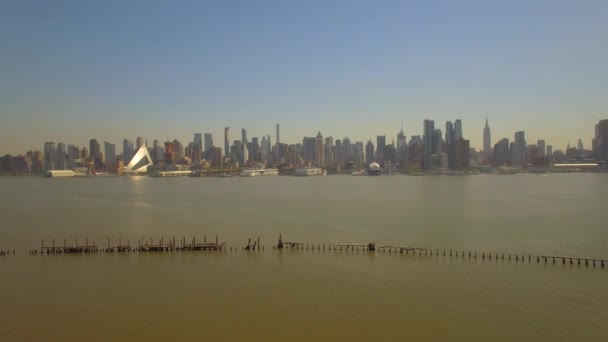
{"left": 1, "top": 0, "right": 606, "bottom": 154}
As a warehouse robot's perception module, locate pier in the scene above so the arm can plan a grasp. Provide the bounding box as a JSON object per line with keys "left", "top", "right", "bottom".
{"left": 8, "top": 234, "right": 605, "bottom": 271}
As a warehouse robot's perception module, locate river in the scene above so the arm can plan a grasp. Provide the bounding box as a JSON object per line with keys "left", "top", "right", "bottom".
{"left": 0, "top": 174, "right": 606, "bottom": 340}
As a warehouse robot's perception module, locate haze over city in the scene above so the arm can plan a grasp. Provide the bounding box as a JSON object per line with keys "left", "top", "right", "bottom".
{"left": 1, "top": 0, "right": 607, "bottom": 155}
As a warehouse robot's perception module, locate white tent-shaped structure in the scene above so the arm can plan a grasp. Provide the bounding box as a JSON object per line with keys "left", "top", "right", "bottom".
{"left": 124, "top": 145, "right": 153, "bottom": 173}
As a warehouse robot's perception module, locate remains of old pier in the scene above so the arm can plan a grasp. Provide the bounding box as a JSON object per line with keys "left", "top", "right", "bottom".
{"left": 7, "top": 233, "right": 604, "bottom": 271}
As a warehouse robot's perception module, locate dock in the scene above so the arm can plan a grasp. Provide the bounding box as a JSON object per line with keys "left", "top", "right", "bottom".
{"left": 11, "top": 234, "right": 605, "bottom": 271}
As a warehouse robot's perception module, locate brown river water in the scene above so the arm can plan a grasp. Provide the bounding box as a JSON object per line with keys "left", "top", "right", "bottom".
{"left": 0, "top": 174, "right": 607, "bottom": 341}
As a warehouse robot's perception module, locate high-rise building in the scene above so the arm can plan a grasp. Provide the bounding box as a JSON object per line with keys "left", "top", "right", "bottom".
{"left": 397, "top": 124, "right": 407, "bottom": 164}
{"left": 376, "top": 135, "right": 386, "bottom": 162}
{"left": 445, "top": 121, "right": 455, "bottom": 169}
{"left": 354, "top": 141, "right": 364, "bottom": 166}
{"left": 314, "top": 132, "right": 324, "bottom": 166}
{"left": 423, "top": 119, "right": 435, "bottom": 169}
{"left": 511, "top": 131, "right": 526, "bottom": 166}
{"left": 172, "top": 139, "right": 183, "bottom": 160}
{"left": 89, "top": 139, "right": 101, "bottom": 159}
{"left": 66, "top": 144, "right": 77, "bottom": 170}
{"left": 204, "top": 133, "right": 213, "bottom": 153}
{"left": 577, "top": 138, "right": 583, "bottom": 152}
{"left": 104, "top": 141, "right": 116, "bottom": 172}
{"left": 240, "top": 129, "right": 247, "bottom": 146}
{"left": 249, "top": 137, "right": 260, "bottom": 162}
{"left": 493, "top": 138, "right": 510, "bottom": 166}
{"left": 342, "top": 137, "right": 352, "bottom": 164}
{"left": 324, "top": 136, "right": 333, "bottom": 165}
{"left": 43, "top": 142, "right": 56, "bottom": 171}
{"left": 123, "top": 139, "right": 135, "bottom": 163}
{"left": 537, "top": 139, "right": 546, "bottom": 157}
{"left": 194, "top": 133, "right": 202, "bottom": 149}
{"left": 546, "top": 145, "right": 553, "bottom": 157}
{"left": 224, "top": 127, "right": 230, "bottom": 161}
{"left": 164, "top": 141, "right": 176, "bottom": 164}
{"left": 55, "top": 143, "right": 66, "bottom": 170}
{"left": 455, "top": 138, "right": 470, "bottom": 170}
{"left": 136, "top": 136, "right": 144, "bottom": 150}
{"left": 454, "top": 119, "right": 463, "bottom": 140}
{"left": 483, "top": 118, "right": 491, "bottom": 154}
{"left": 433, "top": 129, "right": 443, "bottom": 155}
{"left": 302, "top": 137, "right": 315, "bottom": 162}
{"left": 193, "top": 133, "right": 203, "bottom": 162}
{"left": 598, "top": 119, "right": 608, "bottom": 161}
{"left": 213, "top": 147, "right": 223, "bottom": 168}
{"left": 275, "top": 124, "right": 280, "bottom": 161}
{"left": 260, "top": 136, "right": 269, "bottom": 160}
{"left": 365, "top": 139, "right": 375, "bottom": 164}
{"left": 335, "top": 139, "right": 342, "bottom": 165}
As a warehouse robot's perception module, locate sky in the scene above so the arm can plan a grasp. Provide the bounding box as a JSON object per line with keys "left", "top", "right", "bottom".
{"left": 1, "top": 0, "right": 607, "bottom": 155}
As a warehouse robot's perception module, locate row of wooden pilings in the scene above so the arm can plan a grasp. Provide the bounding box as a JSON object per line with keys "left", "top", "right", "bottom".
{"left": 13, "top": 235, "right": 608, "bottom": 269}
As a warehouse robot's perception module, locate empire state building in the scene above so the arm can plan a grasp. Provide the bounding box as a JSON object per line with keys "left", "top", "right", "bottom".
{"left": 483, "top": 118, "right": 491, "bottom": 154}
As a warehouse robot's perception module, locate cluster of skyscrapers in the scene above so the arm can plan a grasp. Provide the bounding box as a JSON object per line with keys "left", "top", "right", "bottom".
{"left": 1, "top": 118, "right": 608, "bottom": 174}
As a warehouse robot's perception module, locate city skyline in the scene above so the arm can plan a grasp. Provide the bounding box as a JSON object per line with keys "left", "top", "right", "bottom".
{"left": 1, "top": 1, "right": 607, "bottom": 154}
{"left": 0, "top": 117, "right": 597, "bottom": 157}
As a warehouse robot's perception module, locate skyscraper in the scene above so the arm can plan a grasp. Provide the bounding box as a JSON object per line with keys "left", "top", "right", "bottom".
{"left": 423, "top": 119, "right": 435, "bottom": 169}
{"left": 123, "top": 139, "right": 135, "bottom": 163}
{"left": 483, "top": 118, "right": 491, "bottom": 154}
{"left": 493, "top": 138, "right": 510, "bottom": 166}
{"left": 598, "top": 119, "right": 608, "bottom": 161}
{"left": 104, "top": 141, "right": 116, "bottom": 172}
{"left": 241, "top": 129, "right": 247, "bottom": 146}
{"left": 43, "top": 142, "right": 56, "bottom": 171}
{"left": 172, "top": 139, "right": 183, "bottom": 160}
{"left": 89, "top": 139, "right": 101, "bottom": 159}
{"left": 397, "top": 123, "right": 407, "bottom": 164}
{"left": 455, "top": 138, "right": 470, "bottom": 170}
{"left": 577, "top": 138, "right": 583, "bottom": 152}
{"left": 314, "top": 131, "right": 324, "bottom": 166}
{"left": 276, "top": 124, "right": 280, "bottom": 162}
{"left": 342, "top": 137, "right": 352, "bottom": 163}
{"left": 365, "top": 140, "right": 375, "bottom": 164}
{"left": 324, "top": 136, "right": 333, "bottom": 165}
{"left": 136, "top": 136, "right": 144, "bottom": 150}
{"left": 511, "top": 131, "right": 526, "bottom": 166}
{"left": 355, "top": 141, "right": 364, "bottom": 166}
{"left": 224, "top": 127, "right": 230, "bottom": 161}
{"left": 302, "top": 137, "right": 315, "bottom": 162}
{"left": 194, "top": 133, "right": 203, "bottom": 161}
{"left": 376, "top": 135, "right": 386, "bottom": 162}
{"left": 445, "top": 121, "right": 455, "bottom": 169}
{"left": 454, "top": 119, "right": 463, "bottom": 140}
{"left": 260, "top": 136, "right": 269, "bottom": 160}
{"left": 433, "top": 129, "right": 443, "bottom": 155}
{"left": 204, "top": 133, "right": 213, "bottom": 152}
{"left": 55, "top": 143, "right": 66, "bottom": 170}
{"left": 537, "top": 139, "right": 546, "bottom": 157}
